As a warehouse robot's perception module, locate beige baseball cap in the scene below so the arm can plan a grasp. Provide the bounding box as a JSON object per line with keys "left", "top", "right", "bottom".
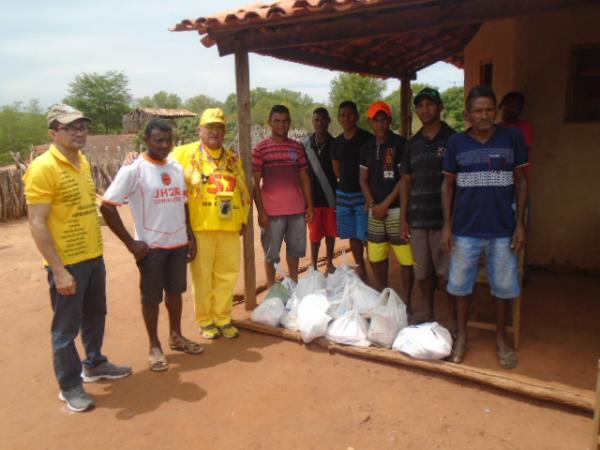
{"left": 47, "top": 103, "right": 92, "bottom": 127}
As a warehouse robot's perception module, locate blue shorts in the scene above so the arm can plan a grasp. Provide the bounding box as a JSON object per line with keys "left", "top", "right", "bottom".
{"left": 447, "top": 236, "right": 520, "bottom": 299}
{"left": 336, "top": 190, "right": 368, "bottom": 241}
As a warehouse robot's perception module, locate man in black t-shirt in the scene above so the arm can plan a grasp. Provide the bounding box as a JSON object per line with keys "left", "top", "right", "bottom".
{"left": 331, "top": 101, "right": 373, "bottom": 280}
{"left": 359, "top": 101, "right": 414, "bottom": 301}
{"left": 400, "top": 87, "right": 456, "bottom": 323}
{"left": 304, "top": 107, "right": 338, "bottom": 273}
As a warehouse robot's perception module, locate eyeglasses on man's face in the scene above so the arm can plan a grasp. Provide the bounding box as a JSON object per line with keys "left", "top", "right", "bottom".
{"left": 57, "top": 123, "right": 89, "bottom": 135}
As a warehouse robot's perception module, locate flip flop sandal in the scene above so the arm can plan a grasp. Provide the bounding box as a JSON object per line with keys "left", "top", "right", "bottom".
{"left": 497, "top": 348, "right": 518, "bottom": 370}
{"left": 148, "top": 351, "right": 169, "bottom": 372}
{"left": 169, "top": 337, "right": 204, "bottom": 355}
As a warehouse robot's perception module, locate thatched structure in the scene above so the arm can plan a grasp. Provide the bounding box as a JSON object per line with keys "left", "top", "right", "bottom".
{"left": 122, "top": 107, "right": 198, "bottom": 134}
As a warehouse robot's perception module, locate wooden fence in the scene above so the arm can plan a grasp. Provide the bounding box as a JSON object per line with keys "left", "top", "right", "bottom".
{"left": 0, "top": 161, "right": 120, "bottom": 221}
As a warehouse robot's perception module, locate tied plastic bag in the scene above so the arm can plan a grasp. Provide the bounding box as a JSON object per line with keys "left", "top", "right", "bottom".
{"left": 297, "top": 293, "right": 331, "bottom": 343}
{"left": 368, "top": 288, "right": 408, "bottom": 348}
{"left": 294, "top": 268, "right": 326, "bottom": 301}
{"left": 392, "top": 321, "right": 453, "bottom": 360}
{"left": 326, "top": 309, "right": 370, "bottom": 347}
{"left": 348, "top": 279, "right": 380, "bottom": 318}
{"left": 326, "top": 251, "right": 359, "bottom": 298}
{"left": 327, "top": 282, "right": 353, "bottom": 320}
{"left": 275, "top": 262, "right": 297, "bottom": 293}
{"left": 251, "top": 297, "right": 285, "bottom": 327}
{"left": 280, "top": 295, "right": 301, "bottom": 331}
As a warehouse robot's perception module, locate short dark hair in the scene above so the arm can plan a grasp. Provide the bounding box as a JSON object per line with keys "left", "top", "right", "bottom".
{"left": 338, "top": 100, "right": 358, "bottom": 115}
{"left": 48, "top": 120, "right": 60, "bottom": 130}
{"left": 466, "top": 85, "right": 497, "bottom": 111}
{"left": 144, "top": 118, "right": 172, "bottom": 138}
{"left": 499, "top": 91, "right": 525, "bottom": 109}
{"left": 269, "top": 104, "right": 290, "bottom": 120}
{"left": 312, "top": 107, "right": 330, "bottom": 118}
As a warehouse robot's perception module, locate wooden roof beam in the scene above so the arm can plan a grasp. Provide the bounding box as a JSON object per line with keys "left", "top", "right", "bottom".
{"left": 263, "top": 47, "right": 403, "bottom": 79}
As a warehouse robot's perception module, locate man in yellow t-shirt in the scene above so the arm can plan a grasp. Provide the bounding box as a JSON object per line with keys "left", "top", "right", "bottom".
{"left": 23, "top": 104, "right": 131, "bottom": 413}
{"left": 170, "top": 108, "right": 250, "bottom": 339}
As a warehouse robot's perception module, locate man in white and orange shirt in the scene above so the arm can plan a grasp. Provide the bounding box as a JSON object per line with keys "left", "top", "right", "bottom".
{"left": 101, "top": 118, "right": 203, "bottom": 372}
{"left": 171, "top": 108, "right": 251, "bottom": 340}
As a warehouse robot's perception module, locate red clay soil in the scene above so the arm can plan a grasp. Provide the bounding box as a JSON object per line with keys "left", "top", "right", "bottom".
{"left": 0, "top": 215, "right": 596, "bottom": 450}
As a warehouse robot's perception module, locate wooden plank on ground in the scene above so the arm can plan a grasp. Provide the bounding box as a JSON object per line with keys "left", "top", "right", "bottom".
{"left": 233, "top": 319, "right": 595, "bottom": 413}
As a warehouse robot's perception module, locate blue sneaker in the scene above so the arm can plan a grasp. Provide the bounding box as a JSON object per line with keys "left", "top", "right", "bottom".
{"left": 59, "top": 385, "right": 95, "bottom": 412}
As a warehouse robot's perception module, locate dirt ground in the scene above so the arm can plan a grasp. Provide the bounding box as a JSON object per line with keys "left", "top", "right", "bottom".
{"left": 0, "top": 215, "right": 596, "bottom": 450}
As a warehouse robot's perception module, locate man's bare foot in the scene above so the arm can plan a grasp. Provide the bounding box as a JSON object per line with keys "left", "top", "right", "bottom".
{"left": 326, "top": 263, "right": 336, "bottom": 274}
{"left": 449, "top": 334, "right": 468, "bottom": 363}
{"left": 355, "top": 265, "right": 368, "bottom": 283}
{"left": 496, "top": 336, "right": 518, "bottom": 369}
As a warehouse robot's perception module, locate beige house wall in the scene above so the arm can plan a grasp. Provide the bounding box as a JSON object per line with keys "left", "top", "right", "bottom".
{"left": 463, "top": 5, "right": 600, "bottom": 271}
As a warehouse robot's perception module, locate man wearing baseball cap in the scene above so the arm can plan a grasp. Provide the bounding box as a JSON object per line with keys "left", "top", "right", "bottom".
{"left": 170, "top": 108, "right": 251, "bottom": 339}
{"left": 24, "top": 104, "right": 132, "bottom": 412}
{"left": 400, "top": 87, "right": 456, "bottom": 323}
{"left": 359, "top": 101, "right": 414, "bottom": 299}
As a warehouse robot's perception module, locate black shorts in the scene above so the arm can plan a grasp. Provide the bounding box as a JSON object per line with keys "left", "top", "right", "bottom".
{"left": 136, "top": 246, "right": 187, "bottom": 305}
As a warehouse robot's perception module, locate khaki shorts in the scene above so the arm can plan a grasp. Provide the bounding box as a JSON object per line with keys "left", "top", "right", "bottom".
{"left": 410, "top": 229, "right": 449, "bottom": 280}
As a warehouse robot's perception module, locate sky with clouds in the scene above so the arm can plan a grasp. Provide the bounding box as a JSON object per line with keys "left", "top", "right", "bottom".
{"left": 0, "top": 0, "right": 464, "bottom": 108}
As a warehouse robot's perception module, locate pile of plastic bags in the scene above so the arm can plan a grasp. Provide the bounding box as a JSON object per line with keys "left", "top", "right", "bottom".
{"left": 251, "top": 263, "right": 453, "bottom": 360}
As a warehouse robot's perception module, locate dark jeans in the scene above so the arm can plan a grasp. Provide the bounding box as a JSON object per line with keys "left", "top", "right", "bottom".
{"left": 47, "top": 256, "right": 108, "bottom": 391}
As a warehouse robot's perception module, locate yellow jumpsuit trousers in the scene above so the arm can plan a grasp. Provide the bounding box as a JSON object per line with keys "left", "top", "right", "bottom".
{"left": 189, "top": 230, "right": 240, "bottom": 327}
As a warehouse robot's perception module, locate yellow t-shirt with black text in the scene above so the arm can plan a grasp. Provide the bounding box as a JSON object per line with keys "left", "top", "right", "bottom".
{"left": 23, "top": 145, "right": 103, "bottom": 265}
{"left": 170, "top": 141, "right": 250, "bottom": 232}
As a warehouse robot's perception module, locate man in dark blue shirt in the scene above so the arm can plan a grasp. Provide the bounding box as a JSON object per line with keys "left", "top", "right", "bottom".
{"left": 441, "top": 86, "right": 529, "bottom": 369}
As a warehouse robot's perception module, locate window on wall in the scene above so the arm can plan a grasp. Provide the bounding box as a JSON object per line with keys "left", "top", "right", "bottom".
{"left": 565, "top": 44, "right": 600, "bottom": 122}
{"left": 480, "top": 62, "right": 493, "bottom": 87}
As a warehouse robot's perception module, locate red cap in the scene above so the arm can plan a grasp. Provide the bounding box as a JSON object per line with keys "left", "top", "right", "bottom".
{"left": 367, "top": 101, "right": 392, "bottom": 119}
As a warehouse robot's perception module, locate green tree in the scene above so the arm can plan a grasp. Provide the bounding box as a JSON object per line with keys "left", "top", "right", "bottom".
{"left": 64, "top": 70, "right": 132, "bottom": 134}
{"left": 184, "top": 94, "right": 223, "bottom": 114}
{"left": 441, "top": 86, "right": 465, "bottom": 131}
{"left": 138, "top": 91, "right": 183, "bottom": 109}
{"left": 0, "top": 100, "right": 49, "bottom": 165}
{"left": 250, "top": 87, "right": 316, "bottom": 129}
{"left": 329, "top": 73, "right": 386, "bottom": 128}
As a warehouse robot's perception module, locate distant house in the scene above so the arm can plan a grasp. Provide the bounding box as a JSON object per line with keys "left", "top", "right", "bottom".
{"left": 122, "top": 107, "right": 198, "bottom": 134}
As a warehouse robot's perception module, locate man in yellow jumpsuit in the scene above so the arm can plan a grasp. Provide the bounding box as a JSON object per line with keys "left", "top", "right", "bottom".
{"left": 170, "top": 108, "right": 251, "bottom": 339}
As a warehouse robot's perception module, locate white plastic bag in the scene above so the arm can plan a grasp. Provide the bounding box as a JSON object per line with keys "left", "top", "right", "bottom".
{"left": 368, "top": 288, "right": 408, "bottom": 348}
{"left": 348, "top": 279, "right": 380, "bottom": 318}
{"left": 392, "top": 321, "right": 453, "bottom": 360}
{"left": 297, "top": 293, "right": 331, "bottom": 343}
{"left": 294, "top": 268, "right": 326, "bottom": 301}
{"left": 327, "top": 282, "right": 353, "bottom": 319}
{"left": 251, "top": 297, "right": 285, "bottom": 327}
{"left": 326, "top": 310, "right": 370, "bottom": 347}
{"left": 280, "top": 294, "right": 301, "bottom": 331}
{"left": 326, "top": 259, "right": 359, "bottom": 298}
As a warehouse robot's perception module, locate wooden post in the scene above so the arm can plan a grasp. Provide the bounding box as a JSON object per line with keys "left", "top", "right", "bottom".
{"left": 592, "top": 359, "right": 600, "bottom": 449}
{"left": 235, "top": 45, "right": 257, "bottom": 310}
{"left": 400, "top": 75, "right": 413, "bottom": 138}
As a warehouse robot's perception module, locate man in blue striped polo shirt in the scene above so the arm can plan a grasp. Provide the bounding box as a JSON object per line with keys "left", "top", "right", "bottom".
{"left": 441, "top": 85, "right": 529, "bottom": 369}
